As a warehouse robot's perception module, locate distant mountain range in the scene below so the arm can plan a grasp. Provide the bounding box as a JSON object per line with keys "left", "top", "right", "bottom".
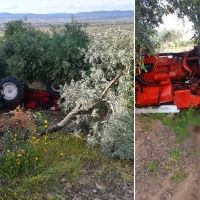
{"left": 0, "top": 10, "right": 134, "bottom": 20}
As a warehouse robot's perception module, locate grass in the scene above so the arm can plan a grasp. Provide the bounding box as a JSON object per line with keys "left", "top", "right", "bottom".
{"left": 170, "top": 167, "right": 187, "bottom": 183}
{"left": 145, "top": 125, "right": 152, "bottom": 131}
{"left": 146, "top": 161, "right": 160, "bottom": 176}
{"left": 0, "top": 132, "right": 133, "bottom": 199}
{"left": 140, "top": 113, "right": 175, "bottom": 127}
{"left": 164, "top": 149, "right": 181, "bottom": 173}
{"left": 146, "top": 148, "right": 187, "bottom": 182}
{"left": 140, "top": 110, "right": 200, "bottom": 141}
{"left": 168, "top": 148, "right": 180, "bottom": 160}
{"left": 142, "top": 112, "right": 194, "bottom": 183}
{"left": 0, "top": 110, "right": 133, "bottom": 199}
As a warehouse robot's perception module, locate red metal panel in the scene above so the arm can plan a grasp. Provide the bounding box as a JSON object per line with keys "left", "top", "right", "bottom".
{"left": 174, "top": 89, "right": 200, "bottom": 109}
{"left": 135, "top": 84, "right": 173, "bottom": 107}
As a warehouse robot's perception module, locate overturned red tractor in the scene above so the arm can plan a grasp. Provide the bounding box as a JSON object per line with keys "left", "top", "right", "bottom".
{"left": 135, "top": 46, "right": 200, "bottom": 112}
{"left": 0, "top": 77, "right": 59, "bottom": 110}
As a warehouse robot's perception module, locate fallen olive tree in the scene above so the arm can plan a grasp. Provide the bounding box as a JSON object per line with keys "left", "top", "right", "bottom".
{"left": 47, "top": 71, "right": 122, "bottom": 134}
{"left": 47, "top": 29, "right": 134, "bottom": 159}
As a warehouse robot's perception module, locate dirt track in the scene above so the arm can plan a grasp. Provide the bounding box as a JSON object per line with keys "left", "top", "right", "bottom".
{"left": 135, "top": 114, "right": 200, "bottom": 200}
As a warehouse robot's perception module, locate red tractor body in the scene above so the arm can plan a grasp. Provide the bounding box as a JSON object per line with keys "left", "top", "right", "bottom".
{"left": 0, "top": 77, "right": 59, "bottom": 110}
{"left": 135, "top": 46, "right": 200, "bottom": 111}
{"left": 24, "top": 89, "right": 59, "bottom": 110}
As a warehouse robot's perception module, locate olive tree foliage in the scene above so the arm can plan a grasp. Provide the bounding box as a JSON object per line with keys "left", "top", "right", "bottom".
{"left": 3, "top": 20, "right": 49, "bottom": 82}
{"left": 167, "top": 0, "right": 200, "bottom": 43}
{"left": 2, "top": 18, "right": 90, "bottom": 84}
{"left": 44, "top": 18, "right": 90, "bottom": 84}
{"left": 136, "top": 0, "right": 200, "bottom": 72}
{"left": 0, "top": 38, "right": 8, "bottom": 79}
{"left": 51, "top": 29, "right": 134, "bottom": 159}
{"left": 154, "top": 28, "right": 184, "bottom": 49}
{"left": 135, "top": 0, "right": 174, "bottom": 71}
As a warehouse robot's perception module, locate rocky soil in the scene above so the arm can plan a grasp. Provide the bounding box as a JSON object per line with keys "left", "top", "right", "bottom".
{"left": 135, "top": 114, "right": 200, "bottom": 200}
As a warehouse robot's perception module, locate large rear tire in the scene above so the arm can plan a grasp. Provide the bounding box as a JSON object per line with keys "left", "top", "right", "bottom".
{"left": 1, "top": 76, "right": 24, "bottom": 106}
{"left": 46, "top": 80, "right": 60, "bottom": 97}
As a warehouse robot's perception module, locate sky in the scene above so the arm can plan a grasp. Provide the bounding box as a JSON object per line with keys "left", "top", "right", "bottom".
{"left": 157, "top": 14, "right": 194, "bottom": 40}
{"left": 0, "top": 0, "right": 134, "bottom": 14}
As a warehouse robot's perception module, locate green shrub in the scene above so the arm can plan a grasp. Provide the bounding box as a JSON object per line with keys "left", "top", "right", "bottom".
{"left": 173, "top": 109, "right": 200, "bottom": 142}
{"left": 100, "top": 111, "right": 134, "bottom": 160}
{"left": 2, "top": 18, "right": 90, "bottom": 84}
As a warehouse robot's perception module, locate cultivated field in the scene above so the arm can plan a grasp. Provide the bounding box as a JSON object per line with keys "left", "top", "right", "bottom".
{"left": 0, "top": 17, "right": 133, "bottom": 36}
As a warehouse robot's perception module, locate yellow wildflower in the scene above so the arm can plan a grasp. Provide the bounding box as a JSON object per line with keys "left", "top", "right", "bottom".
{"left": 7, "top": 150, "right": 10, "bottom": 153}
{"left": 43, "top": 136, "right": 48, "bottom": 140}
{"left": 17, "top": 161, "right": 20, "bottom": 165}
{"left": 60, "top": 153, "right": 64, "bottom": 157}
{"left": 21, "top": 149, "right": 24, "bottom": 153}
{"left": 44, "top": 125, "right": 48, "bottom": 129}
{"left": 35, "top": 157, "right": 38, "bottom": 161}
{"left": 34, "top": 129, "right": 37, "bottom": 132}
{"left": 44, "top": 148, "right": 48, "bottom": 152}
{"left": 44, "top": 119, "right": 48, "bottom": 124}
{"left": 8, "top": 130, "right": 10, "bottom": 133}
{"left": 17, "top": 153, "right": 22, "bottom": 157}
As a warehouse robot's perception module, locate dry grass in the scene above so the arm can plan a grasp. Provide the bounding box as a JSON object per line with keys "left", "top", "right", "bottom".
{"left": 0, "top": 106, "right": 35, "bottom": 131}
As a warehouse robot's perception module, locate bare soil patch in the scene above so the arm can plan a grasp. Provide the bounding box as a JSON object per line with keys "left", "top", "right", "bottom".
{"left": 135, "top": 114, "right": 200, "bottom": 200}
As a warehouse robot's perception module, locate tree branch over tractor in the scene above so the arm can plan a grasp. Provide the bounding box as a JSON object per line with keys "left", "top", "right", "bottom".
{"left": 47, "top": 71, "right": 123, "bottom": 134}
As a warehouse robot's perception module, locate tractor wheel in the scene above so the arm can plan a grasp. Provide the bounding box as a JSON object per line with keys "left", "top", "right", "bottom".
{"left": 46, "top": 80, "right": 60, "bottom": 97}
{"left": 1, "top": 76, "right": 24, "bottom": 106}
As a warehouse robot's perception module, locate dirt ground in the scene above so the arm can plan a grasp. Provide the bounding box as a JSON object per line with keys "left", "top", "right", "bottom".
{"left": 135, "top": 114, "right": 200, "bottom": 200}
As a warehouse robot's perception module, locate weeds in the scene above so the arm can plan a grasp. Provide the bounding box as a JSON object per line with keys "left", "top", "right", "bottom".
{"left": 0, "top": 108, "right": 133, "bottom": 198}
{"left": 140, "top": 109, "right": 200, "bottom": 142}
{"left": 145, "top": 125, "right": 152, "bottom": 131}
{"left": 164, "top": 148, "right": 181, "bottom": 172}
{"left": 140, "top": 113, "right": 175, "bottom": 127}
{"left": 173, "top": 108, "right": 200, "bottom": 142}
{"left": 146, "top": 161, "right": 160, "bottom": 176}
{"left": 170, "top": 167, "right": 187, "bottom": 183}
{"left": 168, "top": 148, "right": 180, "bottom": 159}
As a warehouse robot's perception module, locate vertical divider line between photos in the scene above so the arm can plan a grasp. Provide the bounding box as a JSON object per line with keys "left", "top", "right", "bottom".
{"left": 133, "top": 1, "right": 136, "bottom": 199}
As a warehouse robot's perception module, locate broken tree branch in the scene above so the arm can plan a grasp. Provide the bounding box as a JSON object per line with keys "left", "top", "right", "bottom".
{"left": 46, "top": 71, "right": 123, "bottom": 134}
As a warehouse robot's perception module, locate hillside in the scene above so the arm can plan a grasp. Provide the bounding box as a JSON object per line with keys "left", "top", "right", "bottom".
{"left": 0, "top": 10, "right": 134, "bottom": 20}
{"left": 0, "top": 10, "right": 134, "bottom": 34}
